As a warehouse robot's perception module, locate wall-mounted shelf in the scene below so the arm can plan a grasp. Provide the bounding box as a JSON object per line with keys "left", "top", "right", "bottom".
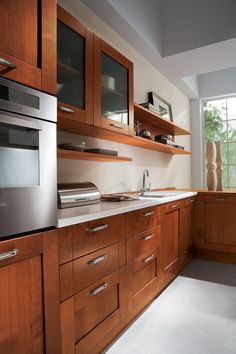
{"left": 57, "top": 61, "right": 81, "bottom": 83}
{"left": 134, "top": 103, "right": 191, "bottom": 136}
{"left": 57, "top": 148, "right": 132, "bottom": 162}
{"left": 58, "top": 118, "right": 192, "bottom": 155}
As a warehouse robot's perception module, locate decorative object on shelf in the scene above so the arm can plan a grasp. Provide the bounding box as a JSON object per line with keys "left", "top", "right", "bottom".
{"left": 101, "top": 75, "right": 115, "bottom": 90}
{"left": 148, "top": 92, "right": 173, "bottom": 122}
{"left": 134, "top": 119, "right": 142, "bottom": 136}
{"left": 206, "top": 141, "right": 217, "bottom": 190}
{"left": 140, "top": 102, "right": 161, "bottom": 116}
{"left": 215, "top": 140, "right": 223, "bottom": 191}
{"left": 140, "top": 129, "right": 152, "bottom": 139}
{"left": 84, "top": 148, "right": 118, "bottom": 156}
{"left": 58, "top": 142, "right": 86, "bottom": 151}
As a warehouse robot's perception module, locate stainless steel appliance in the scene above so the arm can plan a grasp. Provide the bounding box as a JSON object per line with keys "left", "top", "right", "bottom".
{"left": 58, "top": 182, "right": 100, "bottom": 208}
{"left": 0, "top": 77, "right": 57, "bottom": 238}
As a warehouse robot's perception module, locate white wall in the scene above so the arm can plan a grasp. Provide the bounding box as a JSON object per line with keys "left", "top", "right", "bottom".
{"left": 57, "top": 0, "right": 191, "bottom": 194}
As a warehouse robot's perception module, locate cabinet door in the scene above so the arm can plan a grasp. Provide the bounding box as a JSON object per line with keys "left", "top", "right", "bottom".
{"left": 94, "top": 35, "right": 134, "bottom": 136}
{"left": 0, "top": 231, "right": 60, "bottom": 354}
{"left": 181, "top": 197, "right": 195, "bottom": 259}
{"left": 195, "top": 196, "right": 236, "bottom": 253}
{"left": 57, "top": 6, "right": 93, "bottom": 125}
{"left": 0, "top": 0, "right": 56, "bottom": 94}
{"left": 162, "top": 201, "right": 182, "bottom": 278}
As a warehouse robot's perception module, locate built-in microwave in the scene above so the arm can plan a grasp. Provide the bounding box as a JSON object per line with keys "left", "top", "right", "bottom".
{"left": 0, "top": 77, "right": 57, "bottom": 238}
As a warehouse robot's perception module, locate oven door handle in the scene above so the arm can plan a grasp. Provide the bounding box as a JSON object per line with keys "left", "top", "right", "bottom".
{"left": 0, "top": 113, "right": 43, "bottom": 131}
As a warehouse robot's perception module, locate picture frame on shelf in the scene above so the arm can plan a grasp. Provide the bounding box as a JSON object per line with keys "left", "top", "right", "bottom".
{"left": 148, "top": 92, "right": 173, "bottom": 122}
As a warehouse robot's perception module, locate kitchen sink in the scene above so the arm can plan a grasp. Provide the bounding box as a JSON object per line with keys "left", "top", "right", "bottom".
{"left": 139, "top": 190, "right": 187, "bottom": 199}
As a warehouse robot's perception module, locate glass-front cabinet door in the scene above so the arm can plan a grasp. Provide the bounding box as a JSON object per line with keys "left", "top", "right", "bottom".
{"left": 57, "top": 6, "right": 93, "bottom": 125}
{"left": 94, "top": 36, "right": 134, "bottom": 136}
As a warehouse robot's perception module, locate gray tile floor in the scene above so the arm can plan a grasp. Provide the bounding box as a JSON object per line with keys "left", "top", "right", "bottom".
{"left": 105, "top": 259, "right": 236, "bottom": 354}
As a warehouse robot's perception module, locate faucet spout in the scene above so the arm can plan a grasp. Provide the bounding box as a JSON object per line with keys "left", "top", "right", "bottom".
{"left": 141, "top": 169, "right": 151, "bottom": 193}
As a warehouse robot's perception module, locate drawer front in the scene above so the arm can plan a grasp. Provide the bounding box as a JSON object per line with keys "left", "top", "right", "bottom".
{"left": 164, "top": 200, "right": 182, "bottom": 213}
{"left": 126, "top": 206, "right": 158, "bottom": 236}
{"left": 73, "top": 244, "right": 119, "bottom": 293}
{"left": 133, "top": 226, "right": 160, "bottom": 259}
{"left": 58, "top": 214, "right": 125, "bottom": 264}
{"left": 74, "top": 271, "right": 119, "bottom": 343}
{"left": 131, "top": 250, "right": 158, "bottom": 295}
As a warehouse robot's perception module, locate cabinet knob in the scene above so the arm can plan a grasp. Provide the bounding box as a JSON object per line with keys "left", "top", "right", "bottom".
{"left": 143, "top": 211, "right": 154, "bottom": 217}
{"left": 170, "top": 204, "right": 178, "bottom": 209}
{"left": 142, "top": 234, "right": 154, "bottom": 241}
{"left": 0, "top": 249, "right": 19, "bottom": 261}
{"left": 0, "top": 57, "right": 16, "bottom": 69}
{"left": 143, "top": 254, "right": 155, "bottom": 264}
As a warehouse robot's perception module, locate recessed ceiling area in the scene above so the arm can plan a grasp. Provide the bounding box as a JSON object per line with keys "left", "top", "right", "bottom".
{"left": 80, "top": 0, "right": 236, "bottom": 99}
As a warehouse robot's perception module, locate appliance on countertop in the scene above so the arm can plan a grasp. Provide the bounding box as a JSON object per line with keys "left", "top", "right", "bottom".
{"left": 0, "top": 77, "right": 57, "bottom": 239}
{"left": 57, "top": 182, "right": 101, "bottom": 209}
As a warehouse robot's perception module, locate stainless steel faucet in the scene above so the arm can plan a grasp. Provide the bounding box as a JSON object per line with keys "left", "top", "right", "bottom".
{"left": 141, "top": 169, "right": 151, "bottom": 193}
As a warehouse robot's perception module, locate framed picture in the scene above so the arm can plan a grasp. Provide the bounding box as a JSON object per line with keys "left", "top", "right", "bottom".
{"left": 148, "top": 92, "right": 173, "bottom": 122}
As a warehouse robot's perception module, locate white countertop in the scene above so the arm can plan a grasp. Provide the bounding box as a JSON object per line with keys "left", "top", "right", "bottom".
{"left": 57, "top": 191, "right": 197, "bottom": 228}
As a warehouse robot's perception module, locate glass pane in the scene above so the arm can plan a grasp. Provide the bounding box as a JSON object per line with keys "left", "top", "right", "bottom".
{"left": 204, "top": 99, "right": 227, "bottom": 120}
{"left": 227, "top": 120, "right": 236, "bottom": 142}
{"left": 221, "top": 143, "right": 228, "bottom": 164}
{"left": 101, "top": 53, "right": 128, "bottom": 125}
{"left": 204, "top": 121, "right": 227, "bottom": 142}
{"left": 0, "top": 123, "right": 39, "bottom": 187}
{"left": 227, "top": 143, "right": 236, "bottom": 164}
{"left": 222, "top": 166, "right": 228, "bottom": 188}
{"left": 57, "top": 20, "right": 85, "bottom": 109}
{"left": 227, "top": 97, "right": 236, "bottom": 120}
{"left": 229, "top": 165, "right": 236, "bottom": 187}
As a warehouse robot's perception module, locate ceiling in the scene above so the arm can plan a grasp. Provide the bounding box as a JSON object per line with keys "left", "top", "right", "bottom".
{"left": 80, "top": 0, "right": 236, "bottom": 99}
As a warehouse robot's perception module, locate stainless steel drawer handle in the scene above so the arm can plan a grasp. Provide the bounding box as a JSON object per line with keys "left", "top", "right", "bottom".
{"left": 216, "top": 198, "right": 225, "bottom": 201}
{"left": 0, "top": 57, "right": 16, "bottom": 69}
{"left": 143, "top": 211, "right": 154, "bottom": 217}
{"left": 143, "top": 254, "right": 155, "bottom": 264}
{"left": 58, "top": 106, "right": 75, "bottom": 114}
{"left": 0, "top": 249, "right": 19, "bottom": 261}
{"left": 170, "top": 204, "right": 178, "bottom": 209}
{"left": 86, "top": 224, "right": 108, "bottom": 233}
{"left": 189, "top": 199, "right": 194, "bottom": 203}
{"left": 110, "top": 123, "right": 123, "bottom": 129}
{"left": 88, "top": 254, "right": 108, "bottom": 265}
{"left": 142, "top": 234, "right": 154, "bottom": 241}
{"left": 89, "top": 283, "right": 108, "bottom": 297}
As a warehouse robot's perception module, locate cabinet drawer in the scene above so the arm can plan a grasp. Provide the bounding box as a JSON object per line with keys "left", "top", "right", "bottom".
{"left": 133, "top": 226, "right": 160, "bottom": 259}
{"left": 126, "top": 206, "right": 159, "bottom": 236}
{"left": 164, "top": 200, "right": 181, "bottom": 213}
{"left": 131, "top": 249, "right": 158, "bottom": 294}
{"left": 58, "top": 214, "right": 125, "bottom": 264}
{"left": 61, "top": 270, "right": 126, "bottom": 354}
{"left": 73, "top": 243, "right": 119, "bottom": 293}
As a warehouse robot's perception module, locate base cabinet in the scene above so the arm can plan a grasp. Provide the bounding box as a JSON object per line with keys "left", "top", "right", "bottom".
{"left": 181, "top": 197, "right": 195, "bottom": 259}
{"left": 195, "top": 195, "right": 236, "bottom": 254}
{"left": 0, "top": 231, "right": 60, "bottom": 354}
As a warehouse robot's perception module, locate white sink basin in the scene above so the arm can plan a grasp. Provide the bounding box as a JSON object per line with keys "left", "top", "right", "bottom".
{"left": 139, "top": 191, "right": 187, "bottom": 199}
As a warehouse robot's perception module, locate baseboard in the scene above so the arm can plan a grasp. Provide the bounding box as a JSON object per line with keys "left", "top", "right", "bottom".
{"left": 194, "top": 248, "right": 236, "bottom": 264}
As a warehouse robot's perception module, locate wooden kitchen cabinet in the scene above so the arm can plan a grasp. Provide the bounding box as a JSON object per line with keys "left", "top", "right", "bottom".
{"left": 195, "top": 195, "right": 236, "bottom": 254}
{"left": 0, "top": 231, "right": 60, "bottom": 354}
{"left": 57, "top": 5, "right": 93, "bottom": 124}
{"left": 161, "top": 200, "right": 182, "bottom": 281}
{"left": 94, "top": 35, "right": 134, "bottom": 136}
{"left": 0, "top": 0, "right": 56, "bottom": 94}
{"left": 181, "top": 197, "right": 195, "bottom": 260}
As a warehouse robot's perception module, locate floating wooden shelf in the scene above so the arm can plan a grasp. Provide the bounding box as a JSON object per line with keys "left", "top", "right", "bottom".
{"left": 57, "top": 148, "right": 132, "bottom": 162}
{"left": 134, "top": 103, "right": 191, "bottom": 136}
{"left": 58, "top": 118, "right": 192, "bottom": 155}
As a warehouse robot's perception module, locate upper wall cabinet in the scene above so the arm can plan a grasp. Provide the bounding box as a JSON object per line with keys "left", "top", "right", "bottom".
{"left": 94, "top": 35, "right": 134, "bottom": 136}
{"left": 57, "top": 6, "right": 93, "bottom": 125}
{"left": 0, "top": 0, "right": 56, "bottom": 94}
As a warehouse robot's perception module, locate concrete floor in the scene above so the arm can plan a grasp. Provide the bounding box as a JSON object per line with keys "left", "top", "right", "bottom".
{"left": 105, "top": 259, "right": 236, "bottom": 354}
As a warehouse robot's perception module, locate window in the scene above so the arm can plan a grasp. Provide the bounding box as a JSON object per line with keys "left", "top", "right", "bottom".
{"left": 203, "top": 96, "right": 236, "bottom": 188}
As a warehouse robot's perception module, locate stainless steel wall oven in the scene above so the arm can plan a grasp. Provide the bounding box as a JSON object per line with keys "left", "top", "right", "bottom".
{"left": 0, "top": 77, "right": 57, "bottom": 238}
